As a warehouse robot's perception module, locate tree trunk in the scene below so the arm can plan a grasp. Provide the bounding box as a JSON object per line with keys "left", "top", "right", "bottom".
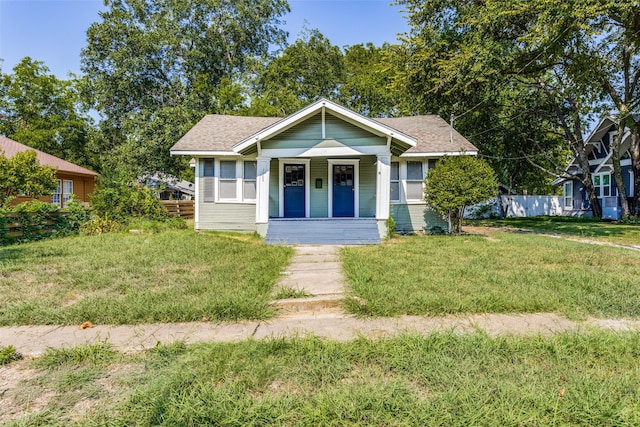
{"left": 575, "top": 143, "right": 602, "bottom": 218}
{"left": 611, "top": 127, "right": 631, "bottom": 218}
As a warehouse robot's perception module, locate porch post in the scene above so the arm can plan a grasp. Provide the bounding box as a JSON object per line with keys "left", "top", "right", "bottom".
{"left": 256, "top": 157, "right": 271, "bottom": 224}
{"left": 376, "top": 154, "right": 391, "bottom": 219}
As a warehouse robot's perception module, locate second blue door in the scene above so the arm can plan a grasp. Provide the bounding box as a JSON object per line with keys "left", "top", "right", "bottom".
{"left": 333, "top": 165, "right": 354, "bottom": 217}
{"left": 284, "top": 164, "right": 305, "bottom": 218}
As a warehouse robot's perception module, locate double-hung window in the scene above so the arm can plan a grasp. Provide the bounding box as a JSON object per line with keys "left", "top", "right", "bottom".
{"left": 406, "top": 161, "right": 424, "bottom": 201}
{"left": 593, "top": 173, "right": 611, "bottom": 198}
{"left": 219, "top": 160, "right": 237, "bottom": 200}
{"left": 563, "top": 181, "right": 573, "bottom": 210}
{"left": 243, "top": 161, "right": 257, "bottom": 200}
{"left": 52, "top": 179, "right": 62, "bottom": 207}
{"left": 63, "top": 180, "right": 73, "bottom": 207}
{"left": 390, "top": 162, "right": 400, "bottom": 202}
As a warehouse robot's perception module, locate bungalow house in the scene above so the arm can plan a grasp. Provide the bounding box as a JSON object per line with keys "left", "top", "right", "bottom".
{"left": 170, "top": 98, "right": 478, "bottom": 244}
{"left": 0, "top": 136, "right": 98, "bottom": 207}
{"left": 553, "top": 116, "right": 635, "bottom": 219}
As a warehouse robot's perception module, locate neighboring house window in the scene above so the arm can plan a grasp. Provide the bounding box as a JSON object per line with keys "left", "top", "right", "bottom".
{"left": 563, "top": 181, "right": 573, "bottom": 210}
{"left": 390, "top": 161, "right": 400, "bottom": 202}
{"left": 202, "top": 158, "right": 215, "bottom": 202}
{"left": 593, "top": 173, "right": 611, "bottom": 197}
{"left": 52, "top": 179, "right": 62, "bottom": 207}
{"left": 219, "top": 160, "right": 237, "bottom": 199}
{"left": 63, "top": 180, "right": 73, "bottom": 207}
{"left": 406, "top": 161, "right": 424, "bottom": 201}
{"left": 243, "top": 161, "right": 257, "bottom": 200}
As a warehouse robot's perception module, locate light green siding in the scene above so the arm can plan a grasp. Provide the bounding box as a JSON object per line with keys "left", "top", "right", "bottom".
{"left": 390, "top": 203, "right": 447, "bottom": 234}
{"left": 262, "top": 112, "right": 387, "bottom": 150}
{"left": 310, "top": 158, "right": 329, "bottom": 217}
{"left": 325, "top": 114, "right": 386, "bottom": 146}
{"left": 197, "top": 176, "right": 256, "bottom": 232}
{"left": 269, "top": 159, "right": 279, "bottom": 217}
{"left": 359, "top": 155, "right": 376, "bottom": 217}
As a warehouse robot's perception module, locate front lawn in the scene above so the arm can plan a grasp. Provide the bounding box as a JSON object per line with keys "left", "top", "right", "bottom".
{"left": 0, "top": 231, "right": 292, "bottom": 325}
{"left": 3, "top": 332, "right": 639, "bottom": 425}
{"left": 342, "top": 232, "right": 640, "bottom": 318}
{"left": 469, "top": 216, "right": 640, "bottom": 246}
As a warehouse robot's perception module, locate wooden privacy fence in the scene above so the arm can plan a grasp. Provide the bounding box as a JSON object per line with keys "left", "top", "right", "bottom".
{"left": 1, "top": 212, "right": 68, "bottom": 244}
{"left": 162, "top": 200, "right": 195, "bottom": 219}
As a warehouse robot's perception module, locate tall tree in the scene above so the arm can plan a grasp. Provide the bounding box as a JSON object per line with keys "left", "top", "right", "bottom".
{"left": 0, "top": 58, "right": 94, "bottom": 169}
{"left": 394, "top": 0, "right": 605, "bottom": 215}
{"left": 80, "top": 0, "right": 289, "bottom": 177}
{"left": 249, "top": 29, "right": 345, "bottom": 116}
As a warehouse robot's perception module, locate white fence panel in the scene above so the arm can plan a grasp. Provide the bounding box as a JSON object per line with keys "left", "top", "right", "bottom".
{"left": 465, "top": 196, "right": 563, "bottom": 218}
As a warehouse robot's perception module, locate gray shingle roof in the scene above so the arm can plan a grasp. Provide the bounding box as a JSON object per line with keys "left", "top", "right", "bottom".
{"left": 170, "top": 112, "right": 478, "bottom": 155}
{"left": 0, "top": 136, "right": 98, "bottom": 176}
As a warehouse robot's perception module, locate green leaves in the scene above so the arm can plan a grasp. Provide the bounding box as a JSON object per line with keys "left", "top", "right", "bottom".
{"left": 0, "top": 149, "right": 57, "bottom": 206}
{"left": 425, "top": 155, "right": 497, "bottom": 233}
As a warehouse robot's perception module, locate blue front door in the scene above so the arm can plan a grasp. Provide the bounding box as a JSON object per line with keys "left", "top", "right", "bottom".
{"left": 284, "top": 164, "right": 305, "bottom": 218}
{"left": 333, "top": 164, "right": 355, "bottom": 217}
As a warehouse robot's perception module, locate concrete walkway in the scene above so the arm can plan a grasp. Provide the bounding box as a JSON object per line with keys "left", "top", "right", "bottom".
{"left": 2, "top": 244, "right": 640, "bottom": 356}
{"left": 270, "top": 245, "right": 345, "bottom": 314}
{"left": 2, "top": 314, "right": 640, "bottom": 356}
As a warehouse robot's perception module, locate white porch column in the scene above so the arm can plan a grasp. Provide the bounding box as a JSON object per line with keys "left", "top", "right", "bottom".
{"left": 256, "top": 157, "right": 271, "bottom": 224}
{"left": 376, "top": 154, "right": 391, "bottom": 219}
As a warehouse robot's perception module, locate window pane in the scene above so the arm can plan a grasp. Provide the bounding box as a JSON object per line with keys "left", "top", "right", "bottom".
{"left": 219, "top": 180, "right": 236, "bottom": 199}
{"left": 203, "top": 159, "right": 214, "bottom": 177}
{"left": 390, "top": 182, "right": 400, "bottom": 201}
{"left": 220, "top": 161, "right": 236, "bottom": 179}
{"left": 407, "top": 161, "right": 423, "bottom": 180}
{"left": 603, "top": 174, "right": 610, "bottom": 186}
{"left": 244, "top": 161, "right": 257, "bottom": 180}
{"left": 390, "top": 162, "right": 399, "bottom": 180}
{"left": 244, "top": 181, "right": 256, "bottom": 200}
{"left": 594, "top": 175, "right": 600, "bottom": 186}
{"left": 406, "top": 181, "right": 423, "bottom": 200}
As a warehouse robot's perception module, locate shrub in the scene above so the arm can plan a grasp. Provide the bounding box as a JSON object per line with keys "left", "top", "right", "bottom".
{"left": 385, "top": 214, "right": 397, "bottom": 238}
{"left": 80, "top": 215, "right": 121, "bottom": 235}
{"left": 0, "top": 345, "right": 23, "bottom": 365}
{"left": 1, "top": 200, "right": 64, "bottom": 244}
{"left": 89, "top": 175, "right": 169, "bottom": 222}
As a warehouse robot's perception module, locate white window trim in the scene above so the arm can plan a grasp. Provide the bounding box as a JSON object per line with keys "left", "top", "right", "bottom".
{"left": 52, "top": 179, "right": 62, "bottom": 208}
{"left": 397, "top": 159, "right": 428, "bottom": 204}
{"left": 629, "top": 169, "right": 635, "bottom": 197}
{"left": 243, "top": 160, "right": 257, "bottom": 201}
{"left": 563, "top": 181, "right": 573, "bottom": 210}
{"left": 278, "top": 158, "right": 311, "bottom": 217}
{"left": 390, "top": 161, "right": 401, "bottom": 203}
{"left": 63, "top": 180, "right": 73, "bottom": 208}
{"left": 327, "top": 158, "right": 360, "bottom": 218}
{"left": 592, "top": 172, "right": 612, "bottom": 198}
{"left": 212, "top": 158, "right": 257, "bottom": 204}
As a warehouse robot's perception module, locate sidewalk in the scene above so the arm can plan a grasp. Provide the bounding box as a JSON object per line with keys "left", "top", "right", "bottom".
{"left": 2, "top": 313, "right": 639, "bottom": 356}
{"left": 2, "top": 244, "right": 639, "bottom": 356}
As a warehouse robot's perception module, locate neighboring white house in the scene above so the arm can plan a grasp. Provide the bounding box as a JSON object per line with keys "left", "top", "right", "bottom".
{"left": 170, "top": 98, "right": 478, "bottom": 244}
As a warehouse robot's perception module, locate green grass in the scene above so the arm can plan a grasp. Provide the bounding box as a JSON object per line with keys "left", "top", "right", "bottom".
{"left": 342, "top": 233, "right": 640, "bottom": 318}
{"left": 0, "top": 345, "right": 22, "bottom": 365}
{"left": 4, "top": 333, "right": 640, "bottom": 426}
{"left": 469, "top": 216, "right": 640, "bottom": 246}
{"left": 0, "top": 230, "right": 292, "bottom": 325}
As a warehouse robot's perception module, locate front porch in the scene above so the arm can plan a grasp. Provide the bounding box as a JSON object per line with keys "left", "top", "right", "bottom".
{"left": 264, "top": 218, "right": 381, "bottom": 245}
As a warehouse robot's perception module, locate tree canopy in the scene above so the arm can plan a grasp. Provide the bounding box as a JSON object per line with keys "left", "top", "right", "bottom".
{"left": 425, "top": 155, "right": 497, "bottom": 234}
{"left": 0, "top": 150, "right": 57, "bottom": 207}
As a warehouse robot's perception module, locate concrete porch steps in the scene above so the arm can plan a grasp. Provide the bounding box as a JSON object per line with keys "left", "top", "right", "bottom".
{"left": 265, "top": 218, "right": 380, "bottom": 245}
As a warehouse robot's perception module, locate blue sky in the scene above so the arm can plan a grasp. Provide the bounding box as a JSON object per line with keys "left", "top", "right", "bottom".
{"left": 0, "top": 0, "right": 410, "bottom": 78}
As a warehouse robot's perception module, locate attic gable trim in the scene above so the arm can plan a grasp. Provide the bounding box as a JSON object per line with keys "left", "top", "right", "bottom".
{"left": 232, "top": 98, "right": 416, "bottom": 153}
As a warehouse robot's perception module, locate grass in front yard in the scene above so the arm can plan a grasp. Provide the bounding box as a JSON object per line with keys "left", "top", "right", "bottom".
{"left": 469, "top": 216, "right": 640, "bottom": 246}
{"left": 342, "top": 233, "right": 640, "bottom": 318}
{"left": 0, "top": 231, "right": 292, "bottom": 325}
{"left": 2, "top": 333, "right": 639, "bottom": 425}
